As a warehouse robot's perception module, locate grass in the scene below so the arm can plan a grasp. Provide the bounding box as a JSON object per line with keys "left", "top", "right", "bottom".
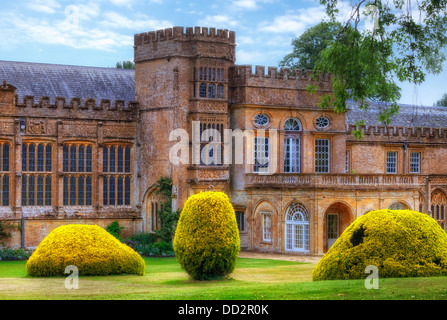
{"left": 1, "top": 257, "right": 447, "bottom": 300}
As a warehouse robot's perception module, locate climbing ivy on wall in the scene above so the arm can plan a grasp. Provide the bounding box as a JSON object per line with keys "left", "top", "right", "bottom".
{"left": 154, "top": 177, "right": 181, "bottom": 244}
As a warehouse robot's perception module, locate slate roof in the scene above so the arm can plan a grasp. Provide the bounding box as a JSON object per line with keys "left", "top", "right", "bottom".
{"left": 346, "top": 101, "right": 447, "bottom": 129}
{"left": 0, "top": 60, "right": 135, "bottom": 104}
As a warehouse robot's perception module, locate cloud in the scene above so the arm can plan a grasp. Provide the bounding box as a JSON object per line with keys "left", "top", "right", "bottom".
{"left": 232, "top": 0, "right": 274, "bottom": 10}
{"left": 101, "top": 11, "right": 172, "bottom": 31}
{"left": 26, "top": 0, "right": 61, "bottom": 14}
{"left": 197, "top": 15, "right": 239, "bottom": 28}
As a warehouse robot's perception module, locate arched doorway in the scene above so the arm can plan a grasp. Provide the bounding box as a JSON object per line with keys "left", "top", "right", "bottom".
{"left": 145, "top": 188, "right": 168, "bottom": 233}
{"left": 431, "top": 189, "right": 447, "bottom": 230}
{"left": 284, "top": 202, "right": 309, "bottom": 253}
{"left": 324, "top": 202, "right": 353, "bottom": 252}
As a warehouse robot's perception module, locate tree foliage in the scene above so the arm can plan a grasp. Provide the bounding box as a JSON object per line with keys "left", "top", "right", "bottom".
{"left": 309, "top": 0, "right": 447, "bottom": 138}
{"left": 116, "top": 60, "right": 135, "bottom": 69}
{"left": 434, "top": 93, "right": 447, "bottom": 107}
{"left": 280, "top": 21, "right": 342, "bottom": 70}
{"left": 154, "top": 177, "right": 180, "bottom": 244}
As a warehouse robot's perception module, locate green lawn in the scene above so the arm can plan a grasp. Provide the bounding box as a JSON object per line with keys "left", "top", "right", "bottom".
{"left": 1, "top": 257, "right": 447, "bottom": 300}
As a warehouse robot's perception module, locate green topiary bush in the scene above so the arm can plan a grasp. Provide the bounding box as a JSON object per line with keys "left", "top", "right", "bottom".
{"left": 174, "top": 191, "right": 240, "bottom": 280}
{"left": 313, "top": 209, "right": 447, "bottom": 281}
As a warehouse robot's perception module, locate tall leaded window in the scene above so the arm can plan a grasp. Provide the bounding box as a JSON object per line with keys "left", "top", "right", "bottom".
{"left": 262, "top": 213, "right": 271, "bottom": 242}
{"left": 0, "top": 142, "right": 10, "bottom": 207}
{"left": 62, "top": 143, "right": 92, "bottom": 206}
{"left": 236, "top": 210, "right": 245, "bottom": 232}
{"left": 254, "top": 137, "right": 269, "bottom": 173}
{"left": 103, "top": 145, "right": 132, "bottom": 206}
{"left": 22, "top": 142, "right": 53, "bottom": 207}
{"left": 410, "top": 152, "right": 421, "bottom": 174}
{"left": 284, "top": 118, "right": 301, "bottom": 173}
{"left": 431, "top": 190, "right": 446, "bottom": 230}
{"left": 387, "top": 151, "right": 397, "bottom": 174}
{"left": 198, "top": 121, "right": 224, "bottom": 166}
{"left": 315, "top": 139, "right": 330, "bottom": 173}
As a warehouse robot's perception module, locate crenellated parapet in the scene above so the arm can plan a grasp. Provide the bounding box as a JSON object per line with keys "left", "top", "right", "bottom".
{"left": 15, "top": 95, "right": 138, "bottom": 111}
{"left": 347, "top": 124, "right": 447, "bottom": 142}
{"left": 229, "top": 65, "right": 332, "bottom": 89}
{"left": 134, "top": 26, "right": 236, "bottom": 63}
{"left": 228, "top": 65, "right": 332, "bottom": 108}
{"left": 134, "top": 26, "right": 235, "bottom": 46}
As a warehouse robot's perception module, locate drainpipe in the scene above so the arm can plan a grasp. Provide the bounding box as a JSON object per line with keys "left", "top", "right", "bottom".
{"left": 403, "top": 141, "right": 408, "bottom": 174}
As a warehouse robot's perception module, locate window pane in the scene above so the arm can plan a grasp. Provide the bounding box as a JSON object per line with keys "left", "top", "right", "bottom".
{"left": 410, "top": 152, "right": 420, "bottom": 174}
{"left": 37, "top": 144, "right": 44, "bottom": 172}
{"left": 284, "top": 138, "right": 300, "bottom": 173}
{"left": 254, "top": 137, "right": 269, "bottom": 173}
{"left": 2, "top": 143, "right": 9, "bottom": 172}
{"left": 63, "top": 176, "right": 68, "bottom": 206}
{"left": 125, "top": 176, "right": 131, "bottom": 205}
{"left": 125, "top": 147, "right": 131, "bottom": 173}
{"left": 21, "top": 175, "right": 27, "bottom": 206}
{"left": 70, "top": 145, "right": 77, "bottom": 172}
{"left": 2, "top": 175, "right": 9, "bottom": 206}
{"left": 387, "top": 151, "right": 397, "bottom": 174}
{"left": 103, "top": 147, "right": 108, "bottom": 173}
{"left": 208, "top": 84, "right": 216, "bottom": 99}
{"left": 78, "top": 145, "right": 85, "bottom": 172}
{"left": 110, "top": 146, "right": 116, "bottom": 172}
{"left": 103, "top": 176, "right": 108, "bottom": 206}
{"left": 78, "top": 176, "right": 84, "bottom": 206}
{"left": 199, "top": 83, "right": 207, "bottom": 98}
{"left": 28, "top": 175, "right": 35, "bottom": 206}
{"left": 45, "top": 175, "right": 51, "bottom": 206}
{"left": 217, "top": 84, "right": 224, "bottom": 99}
{"left": 315, "top": 139, "right": 330, "bottom": 173}
{"left": 109, "top": 176, "right": 115, "bottom": 205}
{"left": 63, "top": 145, "right": 69, "bottom": 172}
{"left": 70, "top": 176, "right": 76, "bottom": 206}
{"left": 86, "top": 146, "right": 92, "bottom": 172}
{"left": 86, "top": 176, "right": 92, "bottom": 206}
{"left": 22, "top": 144, "right": 27, "bottom": 172}
{"left": 37, "top": 175, "right": 44, "bottom": 206}
{"left": 28, "top": 144, "right": 35, "bottom": 172}
{"left": 117, "top": 146, "right": 123, "bottom": 173}
{"left": 117, "top": 176, "right": 123, "bottom": 206}
{"left": 45, "top": 145, "right": 52, "bottom": 172}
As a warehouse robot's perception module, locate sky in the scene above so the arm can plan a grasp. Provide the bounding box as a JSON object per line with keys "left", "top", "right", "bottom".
{"left": 0, "top": 0, "right": 446, "bottom": 106}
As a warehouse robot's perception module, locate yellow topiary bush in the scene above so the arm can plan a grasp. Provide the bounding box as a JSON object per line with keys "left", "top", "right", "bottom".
{"left": 174, "top": 191, "right": 240, "bottom": 280}
{"left": 26, "top": 224, "right": 145, "bottom": 277}
{"left": 313, "top": 210, "right": 447, "bottom": 281}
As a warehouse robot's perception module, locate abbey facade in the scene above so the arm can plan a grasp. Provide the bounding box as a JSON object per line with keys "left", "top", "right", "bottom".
{"left": 1, "top": 26, "right": 447, "bottom": 255}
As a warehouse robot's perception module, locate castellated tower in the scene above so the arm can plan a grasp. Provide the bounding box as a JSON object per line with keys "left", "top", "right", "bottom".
{"left": 134, "top": 26, "right": 236, "bottom": 221}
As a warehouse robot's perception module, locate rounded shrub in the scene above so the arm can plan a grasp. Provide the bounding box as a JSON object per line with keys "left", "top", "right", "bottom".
{"left": 26, "top": 224, "right": 145, "bottom": 277}
{"left": 313, "top": 210, "right": 447, "bottom": 281}
{"left": 174, "top": 191, "right": 240, "bottom": 280}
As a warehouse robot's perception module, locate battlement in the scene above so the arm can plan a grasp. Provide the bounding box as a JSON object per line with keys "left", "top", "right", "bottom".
{"left": 134, "top": 26, "right": 236, "bottom": 46}
{"left": 230, "top": 65, "right": 332, "bottom": 82}
{"left": 15, "top": 95, "right": 138, "bottom": 111}
{"left": 347, "top": 124, "right": 447, "bottom": 141}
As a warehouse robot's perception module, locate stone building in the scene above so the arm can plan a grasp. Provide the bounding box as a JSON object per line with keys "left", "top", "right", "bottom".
{"left": 1, "top": 26, "right": 446, "bottom": 255}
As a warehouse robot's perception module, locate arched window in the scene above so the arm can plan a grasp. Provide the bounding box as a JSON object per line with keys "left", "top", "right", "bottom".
{"left": 284, "top": 118, "right": 302, "bottom": 131}
{"left": 388, "top": 202, "right": 408, "bottom": 210}
{"left": 284, "top": 118, "right": 302, "bottom": 173}
{"left": 208, "top": 84, "right": 216, "bottom": 99}
{"left": 147, "top": 190, "right": 168, "bottom": 232}
{"left": 431, "top": 190, "right": 447, "bottom": 229}
{"left": 285, "top": 202, "right": 309, "bottom": 252}
{"left": 199, "top": 83, "right": 207, "bottom": 98}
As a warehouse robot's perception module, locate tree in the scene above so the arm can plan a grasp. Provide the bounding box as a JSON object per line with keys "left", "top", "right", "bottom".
{"left": 435, "top": 93, "right": 447, "bottom": 107}
{"left": 280, "top": 21, "right": 342, "bottom": 70}
{"left": 116, "top": 60, "right": 135, "bottom": 70}
{"left": 309, "top": 0, "right": 447, "bottom": 138}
